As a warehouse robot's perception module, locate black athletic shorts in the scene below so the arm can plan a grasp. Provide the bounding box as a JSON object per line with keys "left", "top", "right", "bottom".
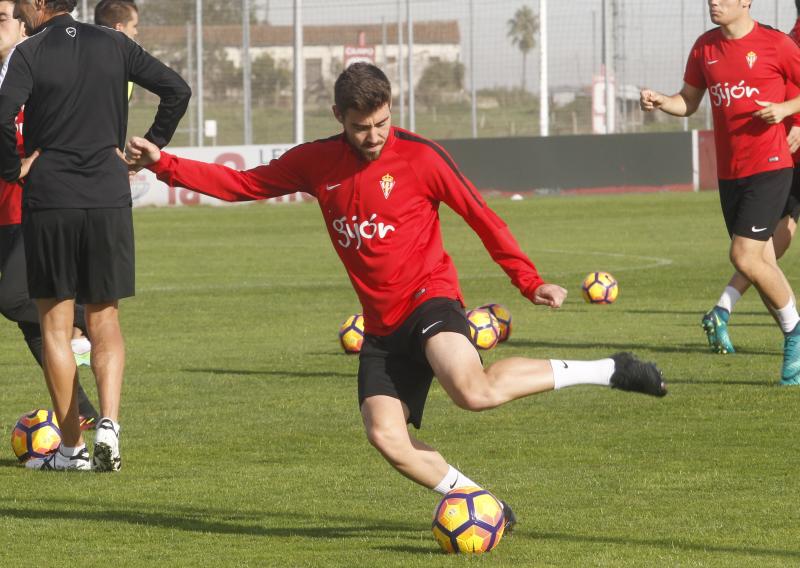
{"left": 783, "top": 164, "right": 800, "bottom": 222}
{"left": 358, "top": 297, "right": 471, "bottom": 429}
{"left": 718, "top": 168, "right": 793, "bottom": 241}
{"left": 23, "top": 207, "right": 135, "bottom": 303}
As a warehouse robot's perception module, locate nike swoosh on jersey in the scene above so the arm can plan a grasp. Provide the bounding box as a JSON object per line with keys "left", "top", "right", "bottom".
{"left": 707, "top": 59, "right": 719, "bottom": 65}
{"left": 751, "top": 226, "right": 767, "bottom": 232}
{"left": 326, "top": 183, "right": 341, "bottom": 191}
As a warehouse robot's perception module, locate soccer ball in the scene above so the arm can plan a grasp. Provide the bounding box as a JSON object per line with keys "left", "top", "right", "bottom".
{"left": 10, "top": 409, "right": 61, "bottom": 462}
{"left": 479, "top": 303, "right": 512, "bottom": 342}
{"left": 581, "top": 271, "right": 619, "bottom": 304}
{"left": 432, "top": 486, "right": 506, "bottom": 554}
{"left": 339, "top": 313, "right": 365, "bottom": 354}
{"left": 466, "top": 308, "right": 500, "bottom": 350}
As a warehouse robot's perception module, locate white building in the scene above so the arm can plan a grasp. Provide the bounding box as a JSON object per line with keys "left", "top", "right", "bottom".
{"left": 140, "top": 21, "right": 462, "bottom": 93}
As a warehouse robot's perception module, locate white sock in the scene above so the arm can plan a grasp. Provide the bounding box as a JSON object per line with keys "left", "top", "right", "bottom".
{"left": 776, "top": 299, "right": 800, "bottom": 333}
{"left": 433, "top": 465, "right": 480, "bottom": 495}
{"left": 71, "top": 337, "right": 91, "bottom": 355}
{"left": 716, "top": 286, "right": 741, "bottom": 314}
{"left": 59, "top": 444, "right": 85, "bottom": 457}
{"left": 551, "top": 358, "right": 615, "bottom": 389}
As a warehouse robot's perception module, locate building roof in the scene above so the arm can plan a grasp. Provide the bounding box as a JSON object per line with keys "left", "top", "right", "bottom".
{"left": 139, "top": 20, "right": 460, "bottom": 48}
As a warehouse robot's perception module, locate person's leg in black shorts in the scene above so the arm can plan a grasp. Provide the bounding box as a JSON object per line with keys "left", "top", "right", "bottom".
{"left": 0, "top": 223, "right": 98, "bottom": 424}
{"left": 702, "top": 168, "right": 800, "bottom": 361}
{"left": 358, "top": 297, "right": 666, "bottom": 532}
{"left": 25, "top": 207, "right": 133, "bottom": 471}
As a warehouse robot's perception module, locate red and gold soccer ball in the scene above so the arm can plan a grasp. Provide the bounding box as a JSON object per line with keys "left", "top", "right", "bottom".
{"left": 338, "top": 313, "right": 365, "bottom": 354}
{"left": 467, "top": 308, "right": 500, "bottom": 350}
{"left": 10, "top": 409, "right": 61, "bottom": 462}
{"left": 581, "top": 271, "right": 619, "bottom": 304}
{"left": 432, "top": 486, "right": 506, "bottom": 554}
{"left": 479, "top": 303, "right": 512, "bottom": 342}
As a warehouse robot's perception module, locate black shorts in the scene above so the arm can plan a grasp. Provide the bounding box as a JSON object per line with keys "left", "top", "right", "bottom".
{"left": 718, "top": 168, "right": 793, "bottom": 241}
{"left": 23, "top": 207, "right": 135, "bottom": 303}
{"left": 358, "top": 297, "right": 471, "bottom": 429}
{"left": 783, "top": 164, "right": 800, "bottom": 222}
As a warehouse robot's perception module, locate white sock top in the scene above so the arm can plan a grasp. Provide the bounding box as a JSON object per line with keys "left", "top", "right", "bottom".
{"left": 433, "top": 465, "right": 480, "bottom": 495}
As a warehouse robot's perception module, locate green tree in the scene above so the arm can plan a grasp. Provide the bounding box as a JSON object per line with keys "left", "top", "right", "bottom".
{"left": 506, "top": 5, "right": 539, "bottom": 92}
{"left": 251, "top": 53, "right": 292, "bottom": 107}
{"left": 416, "top": 61, "right": 465, "bottom": 107}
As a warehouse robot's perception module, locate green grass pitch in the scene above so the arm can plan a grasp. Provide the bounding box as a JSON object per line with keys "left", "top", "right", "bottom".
{"left": 1, "top": 191, "right": 799, "bottom": 567}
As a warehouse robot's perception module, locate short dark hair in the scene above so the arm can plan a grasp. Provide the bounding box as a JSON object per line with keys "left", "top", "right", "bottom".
{"left": 44, "top": 0, "right": 77, "bottom": 12}
{"left": 94, "top": 0, "right": 136, "bottom": 27}
{"left": 334, "top": 63, "right": 392, "bottom": 117}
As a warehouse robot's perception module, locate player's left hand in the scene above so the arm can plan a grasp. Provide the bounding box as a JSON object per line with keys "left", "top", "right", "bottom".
{"left": 788, "top": 125, "right": 800, "bottom": 153}
{"left": 18, "top": 149, "right": 40, "bottom": 181}
{"left": 754, "top": 100, "right": 789, "bottom": 124}
{"left": 531, "top": 283, "right": 567, "bottom": 308}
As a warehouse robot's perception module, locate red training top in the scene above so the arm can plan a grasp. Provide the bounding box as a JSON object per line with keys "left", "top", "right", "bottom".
{"left": 148, "top": 127, "right": 545, "bottom": 336}
{"left": 786, "top": 18, "right": 800, "bottom": 164}
{"left": 0, "top": 110, "right": 24, "bottom": 226}
{"left": 684, "top": 22, "right": 800, "bottom": 179}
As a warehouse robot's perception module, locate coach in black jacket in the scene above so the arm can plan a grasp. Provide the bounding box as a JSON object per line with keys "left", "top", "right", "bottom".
{"left": 0, "top": 0, "right": 190, "bottom": 471}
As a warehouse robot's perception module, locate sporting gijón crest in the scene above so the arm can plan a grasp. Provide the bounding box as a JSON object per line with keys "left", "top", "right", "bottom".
{"left": 380, "top": 173, "right": 395, "bottom": 199}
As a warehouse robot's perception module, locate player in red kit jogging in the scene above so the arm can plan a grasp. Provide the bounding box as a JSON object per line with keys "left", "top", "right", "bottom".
{"left": 126, "top": 63, "right": 667, "bottom": 527}
{"left": 696, "top": 1, "right": 800, "bottom": 355}
{"left": 640, "top": 0, "right": 800, "bottom": 385}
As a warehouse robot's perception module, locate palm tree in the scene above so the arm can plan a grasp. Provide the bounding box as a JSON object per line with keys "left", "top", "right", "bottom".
{"left": 507, "top": 5, "right": 539, "bottom": 92}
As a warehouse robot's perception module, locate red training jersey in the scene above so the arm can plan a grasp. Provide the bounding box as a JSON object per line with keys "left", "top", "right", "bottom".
{"left": 786, "top": 18, "right": 800, "bottom": 164}
{"left": 684, "top": 22, "right": 800, "bottom": 179}
{"left": 149, "top": 127, "right": 545, "bottom": 336}
{"left": 0, "top": 110, "right": 24, "bottom": 226}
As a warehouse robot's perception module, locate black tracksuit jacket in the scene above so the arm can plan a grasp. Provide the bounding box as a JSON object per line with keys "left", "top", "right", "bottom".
{"left": 0, "top": 13, "right": 190, "bottom": 209}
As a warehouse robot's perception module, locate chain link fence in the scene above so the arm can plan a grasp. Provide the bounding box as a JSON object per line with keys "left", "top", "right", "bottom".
{"left": 75, "top": 0, "right": 798, "bottom": 146}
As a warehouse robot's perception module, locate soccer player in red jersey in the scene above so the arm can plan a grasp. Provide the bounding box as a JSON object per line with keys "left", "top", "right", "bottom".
{"left": 0, "top": 0, "right": 99, "bottom": 428}
{"left": 126, "top": 63, "right": 667, "bottom": 525}
{"left": 697, "top": 1, "right": 800, "bottom": 355}
{"left": 640, "top": 0, "right": 800, "bottom": 385}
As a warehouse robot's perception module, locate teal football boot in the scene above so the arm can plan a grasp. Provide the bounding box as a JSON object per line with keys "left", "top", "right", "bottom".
{"left": 701, "top": 306, "right": 735, "bottom": 354}
{"left": 780, "top": 323, "right": 800, "bottom": 386}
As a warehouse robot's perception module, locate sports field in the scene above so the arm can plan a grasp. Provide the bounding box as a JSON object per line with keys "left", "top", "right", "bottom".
{"left": 1, "top": 191, "right": 798, "bottom": 567}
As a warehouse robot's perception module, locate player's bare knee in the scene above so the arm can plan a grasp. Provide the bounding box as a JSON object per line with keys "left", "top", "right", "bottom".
{"left": 730, "top": 250, "right": 757, "bottom": 279}
{"left": 365, "top": 423, "right": 406, "bottom": 457}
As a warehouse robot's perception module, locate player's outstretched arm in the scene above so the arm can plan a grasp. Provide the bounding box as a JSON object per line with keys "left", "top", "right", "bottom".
{"left": 125, "top": 136, "right": 160, "bottom": 168}
{"left": 125, "top": 136, "right": 308, "bottom": 202}
{"left": 640, "top": 83, "right": 704, "bottom": 117}
{"left": 531, "top": 283, "right": 568, "bottom": 308}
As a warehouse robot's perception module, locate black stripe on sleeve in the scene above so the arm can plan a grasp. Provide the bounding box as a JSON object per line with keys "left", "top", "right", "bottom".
{"left": 395, "top": 129, "right": 483, "bottom": 207}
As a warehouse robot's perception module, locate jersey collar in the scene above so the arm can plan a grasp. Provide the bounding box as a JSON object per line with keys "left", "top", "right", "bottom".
{"left": 30, "top": 13, "right": 74, "bottom": 36}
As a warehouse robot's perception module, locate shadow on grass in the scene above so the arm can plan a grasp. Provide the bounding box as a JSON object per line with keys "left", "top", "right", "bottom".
{"left": 665, "top": 377, "right": 774, "bottom": 387}
{"left": 620, "top": 309, "right": 771, "bottom": 317}
{"left": 375, "top": 544, "right": 437, "bottom": 555}
{"left": 527, "top": 530, "right": 800, "bottom": 561}
{"left": 509, "top": 340, "right": 779, "bottom": 356}
{"left": 183, "top": 368, "right": 354, "bottom": 379}
{"left": 0, "top": 504, "right": 420, "bottom": 539}
{"left": 0, "top": 458, "right": 21, "bottom": 469}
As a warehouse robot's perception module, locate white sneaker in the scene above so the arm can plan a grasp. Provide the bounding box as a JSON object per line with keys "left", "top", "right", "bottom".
{"left": 25, "top": 446, "right": 91, "bottom": 471}
{"left": 93, "top": 418, "right": 121, "bottom": 472}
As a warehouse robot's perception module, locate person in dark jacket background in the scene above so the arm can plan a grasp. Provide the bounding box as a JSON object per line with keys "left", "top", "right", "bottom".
{"left": 0, "top": 0, "right": 191, "bottom": 471}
